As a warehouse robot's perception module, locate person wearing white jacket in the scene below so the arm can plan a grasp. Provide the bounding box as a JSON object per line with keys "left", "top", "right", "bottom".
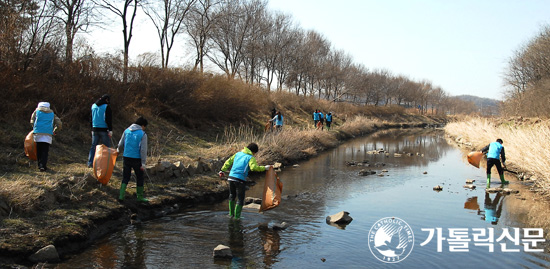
{"left": 30, "top": 102, "right": 62, "bottom": 172}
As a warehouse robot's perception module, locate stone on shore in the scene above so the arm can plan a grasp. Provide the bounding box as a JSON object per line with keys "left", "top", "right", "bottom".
{"left": 245, "top": 197, "right": 262, "bottom": 205}
{"left": 326, "top": 211, "right": 353, "bottom": 224}
{"left": 466, "top": 179, "right": 475, "bottom": 184}
{"left": 29, "top": 245, "right": 59, "bottom": 263}
{"left": 243, "top": 203, "right": 261, "bottom": 210}
{"left": 433, "top": 185, "right": 443, "bottom": 191}
{"left": 213, "top": 244, "right": 232, "bottom": 259}
{"left": 463, "top": 185, "right": 476, "bottom": 190}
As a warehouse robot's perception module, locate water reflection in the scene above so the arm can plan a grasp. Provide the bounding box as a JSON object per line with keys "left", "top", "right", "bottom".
{"left": 480, "top": 192, "right": 504, "bottom": 225}
{"left": 464, "top": 196, "right": 479, "bottom": 211}
{"left": 57, "top": 128, "right": 550, "bottom": 268}
{"left": 121, "top": 227, "right": 147, "bottom": 268}
{"left": 258, "top": 224, "right": 281, "bottom": 266}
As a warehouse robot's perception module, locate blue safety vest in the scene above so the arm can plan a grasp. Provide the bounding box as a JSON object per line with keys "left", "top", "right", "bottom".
{"left": 91, "top": 104, "right": 108, "bottom": 128}
{"left": 33, "top": 111, "right": 54, "bottom": 135}
{"left": 326, "top": 114, "right": 332, "bottom": 122}
{"left": 123, "top": 128, "right": 144, "bottom": 159}
{"left": 228, "top": 151, "right": 253, "bottom": 181}
{"left": 487, "top": 142, "right": 503, "bottom": 159}
{"left": 313, "top": 112, "right": 319, "bottom": 121}
{"left": 274, "top": 115, "right": 283, "bottom": 126}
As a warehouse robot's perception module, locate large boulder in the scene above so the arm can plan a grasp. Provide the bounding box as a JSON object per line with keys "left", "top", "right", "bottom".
{"left": 213, "top": 244, "right": 232, "bottom": 259}
{"left": 326, "top": 211, "right": 353, "bottom": 224}
{"left": 28, "top": 245, "right": 59, "bottom": 263}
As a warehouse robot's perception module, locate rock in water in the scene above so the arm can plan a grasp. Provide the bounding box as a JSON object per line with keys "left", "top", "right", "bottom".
{"left": 213, "top": 244, "right": 232, "bottom": 259}
{"left": 326, "top": 211, "right": 353, "bottom": 224}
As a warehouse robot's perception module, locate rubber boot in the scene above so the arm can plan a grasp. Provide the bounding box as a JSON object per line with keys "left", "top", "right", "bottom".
{"left": 486, "top": 175, "right": 491, "bottom": 189}
{"left": 500, "top": 174, "right": 509, "bottom": 185}
{"left": 136, "top": 186, "right": 149, "bottom": 203}
{"left": 228, "top": 200, "right": 236, "bottom": 217}
{"left": 119, "top": 183, "right": 128, "bottom": 201}
{"left": 234, "top": 204, "right": 243, "bottom": 220}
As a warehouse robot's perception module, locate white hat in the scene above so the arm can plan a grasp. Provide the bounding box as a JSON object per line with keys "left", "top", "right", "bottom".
{"left": 37, "top": 102, "right": 50, "bottom": 108}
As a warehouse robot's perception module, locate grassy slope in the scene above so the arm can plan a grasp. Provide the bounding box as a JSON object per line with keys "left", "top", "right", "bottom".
{"left": 0, "top": 69, "right": 447, "bottom": 265}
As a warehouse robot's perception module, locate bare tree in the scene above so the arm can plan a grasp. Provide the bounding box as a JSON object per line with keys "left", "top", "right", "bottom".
{"left": 51, "top": 0, "right": 96, "bottom": 64}
{"left": 143, "top": 0, "right": 195, "bottom": 68}
{"left": 208, "top": 0, "right": 267, "bottom": 79}
{"left": 94, "top": 0, "right": 142, "bottom": 83}
{"left": 185, "top": 0, "right": 220, "bottom": 72}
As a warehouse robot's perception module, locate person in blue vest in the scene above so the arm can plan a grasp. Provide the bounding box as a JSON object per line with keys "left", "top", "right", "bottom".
{"left": 481, "top": 138, "right": 509, "bottom": 188}
{"left": 30, "top": 102, "right": 62, "bottom": 172}
{"left": 117, "top": 117, "right": 149, "bottom": 202}
{"left": 313, "top": 110, "right": 319, "bottom": 128}
{"left": 269, "top": 111, "right": 284, "bottom": 131}
{"left": 326, "top": 112, "right": 333, "bottom": 131}
{"left": 218, "top": 143, "right": 272, "bottom": 220}
{"left": 87, "top": 94, "right": 113, "bottom": 168}
{"left": 317, "top": 110, "right": 324, "bottom": 130}
{"left": 481, "top": 192, "right": 503, "bottom": 225}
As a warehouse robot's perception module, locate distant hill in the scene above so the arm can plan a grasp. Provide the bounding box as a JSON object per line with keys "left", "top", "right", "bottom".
{"left": 456, "top": 95, "right": 501, "bottom": 116}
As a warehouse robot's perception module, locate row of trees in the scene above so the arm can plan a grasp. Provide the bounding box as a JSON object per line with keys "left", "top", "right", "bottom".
{"left": 503, "top": 24, "right": 550, "bottom": 117}
{"left": 0, "top": 0, "right": 478, "bottom": 115}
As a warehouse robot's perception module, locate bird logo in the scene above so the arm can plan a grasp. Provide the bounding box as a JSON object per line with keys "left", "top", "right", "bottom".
{"left": 368, "top": 217, "right": 414, "bottom": 263}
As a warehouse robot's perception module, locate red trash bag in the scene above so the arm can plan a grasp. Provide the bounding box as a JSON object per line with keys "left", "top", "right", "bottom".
{"left": 93, "top": 144, "right": 118, "bottom": 185}
{"left": 24, "top": 131, "right": 37, "bottom": 161}
{"left": 260, "top": 167, "right": 283, "bottom": 212}
{"left": 467, "top": 151, "right": 483, "bottom": 168}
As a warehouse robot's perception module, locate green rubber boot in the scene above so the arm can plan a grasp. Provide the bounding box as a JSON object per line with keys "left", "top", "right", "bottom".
{"left": 500, "top": 174, "right": 509, "bottom": 185}
{"left": 234, "top": 204, "right": 243, "bottom": 220}
{"left": 136, "top": 186, "right": 149, "bottom": 203}
{"left": 228, "top": 200, "right": 236, "bottom": 217}
{"left": 119, "top": 183, "right": 128, "bottom": 201}
{"left": 486, "top": 174, "right": 491, "bottom": 189}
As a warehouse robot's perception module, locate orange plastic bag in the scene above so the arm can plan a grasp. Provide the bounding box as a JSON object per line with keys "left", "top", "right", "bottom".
{"left": 260, "top": 167, "right": 283, "bottom": 212}
{"left": 467, "top": 151, "right": 483, "bottom": 168}
{"left": 93, "top": 144, "right": 118, "bottom": 185}
{"left": 24, "top": 131, "right": 37, "bottom": 161}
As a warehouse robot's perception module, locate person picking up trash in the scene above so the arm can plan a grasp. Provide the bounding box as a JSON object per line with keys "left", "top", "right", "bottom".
{"left": 218, "top": 143, "right": 271, "bottom": 220}
{"left": 117, "top": 117, "right": 149, "bottom": 202}
{"left": 481, "top": 138, "right": 509, "bottom": 188}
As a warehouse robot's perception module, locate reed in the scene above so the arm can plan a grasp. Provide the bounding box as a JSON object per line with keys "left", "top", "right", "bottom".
{"left": 213, "top": 115, "right": 382, "bottom": 165}
{"left": 445, "top": 117, "right": 550, "bottom": 193}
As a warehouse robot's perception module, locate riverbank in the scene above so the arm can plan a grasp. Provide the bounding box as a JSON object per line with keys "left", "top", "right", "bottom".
{"left": 0, "top": 114, "right": 446, "bottom": 267}
{"left": 444, "top": 116, "right": 550, "bottom": 194}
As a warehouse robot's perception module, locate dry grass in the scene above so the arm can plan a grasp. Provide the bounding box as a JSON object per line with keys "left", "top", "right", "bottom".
{"left": 209, "top": 115, "right": 385, "bottom": 165}
{"left": 445, "top": 117, "right": 550, "bottom": 192}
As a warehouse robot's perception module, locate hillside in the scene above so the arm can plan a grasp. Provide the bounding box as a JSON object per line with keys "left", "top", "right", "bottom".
{"left": 456, "top": 94, "right": 501, "bottom": 116}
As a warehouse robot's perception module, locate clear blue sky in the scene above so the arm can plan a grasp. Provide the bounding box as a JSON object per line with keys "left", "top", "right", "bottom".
{"left": 88, "top": 0, "right": 549, "bottom": 100}
{"left": 268, "top": 0, "right": 550, "bottom": 100}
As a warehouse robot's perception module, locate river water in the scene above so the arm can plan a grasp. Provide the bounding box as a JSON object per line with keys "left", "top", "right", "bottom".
{"left": 58, "top": 129, "right": 550, "bottom": 268}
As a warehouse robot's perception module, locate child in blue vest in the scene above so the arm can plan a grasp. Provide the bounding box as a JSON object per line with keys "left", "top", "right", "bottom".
{"left": 481, "top": 138, "right": 509, "bottom": 188}
{"left": 30, "top": 102, "right": 62, "bottom": 171}
{"left": 218, "top": 143, "right": 271, "bottom": 219}
{"left": 117, "top": 117, "right": 149, "bottom": 202}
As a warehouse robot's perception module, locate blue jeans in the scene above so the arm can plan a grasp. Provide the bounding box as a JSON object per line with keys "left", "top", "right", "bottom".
{"left": 87, "top": 131, "right": 111, "bottom": 166}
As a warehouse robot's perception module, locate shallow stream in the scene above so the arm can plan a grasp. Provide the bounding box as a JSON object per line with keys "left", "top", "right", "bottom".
{"left": 58, "top": 128, "right": 550, "bottom": 268}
